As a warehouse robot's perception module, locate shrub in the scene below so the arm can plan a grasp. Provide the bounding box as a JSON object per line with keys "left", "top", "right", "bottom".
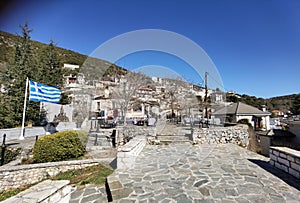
{"left": 237, "top": 119, "right": 252, "bottom": 126}
{"left": 33, "top": 130, "right": 88, "bottom": 163}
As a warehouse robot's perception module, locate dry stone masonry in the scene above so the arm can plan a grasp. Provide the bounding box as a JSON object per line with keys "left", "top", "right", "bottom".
{"left": 269, "top": 146, "right": 300, "bottom": 179}
{"left": 193, "top": 125, "right": 249, "bottom": 146}
{"left": 116, "top": 125, "right": 156, "bottom": 145}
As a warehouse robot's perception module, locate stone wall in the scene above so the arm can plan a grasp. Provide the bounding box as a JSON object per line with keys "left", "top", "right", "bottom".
{"left": 3, "top": 180, "right": 71, "bottom": 203}
{"left": 269, "top": 146, "right": 300, "bottom": 179}
{"left": 116, "top": 126, "right": 156, "bottom": 145}
{"left": 0, "top": 159, "right": 102, "bottom": 191}
{"left": 193, "top": 125, "right": 249, "bottom": 146}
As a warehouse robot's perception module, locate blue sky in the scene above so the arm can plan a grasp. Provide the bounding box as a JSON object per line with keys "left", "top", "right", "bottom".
{"left": 1, "top": 0, "right": 299, "bottom": 98}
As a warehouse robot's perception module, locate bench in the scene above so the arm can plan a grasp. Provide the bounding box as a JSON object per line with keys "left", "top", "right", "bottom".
{"left": 117, "top": 136, "right": 146, "bottom": 169}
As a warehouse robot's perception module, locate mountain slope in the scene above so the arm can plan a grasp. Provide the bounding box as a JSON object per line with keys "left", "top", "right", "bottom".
{"left": 0, "top": 30, "right": 127, "bottom": 77}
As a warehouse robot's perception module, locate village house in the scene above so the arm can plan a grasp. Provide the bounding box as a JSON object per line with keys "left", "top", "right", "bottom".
{"left": 213, "top": 102, "right": 271, "bottom": 130}
{"left": 271, "top": 109, "right": 285, "bottom": 117}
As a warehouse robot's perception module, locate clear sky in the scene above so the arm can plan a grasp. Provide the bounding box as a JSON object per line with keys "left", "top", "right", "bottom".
{"left": 1, "top": 0, "right": 299, "bottom": 98}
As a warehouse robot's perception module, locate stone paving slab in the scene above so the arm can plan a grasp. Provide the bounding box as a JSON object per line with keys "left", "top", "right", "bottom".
{"left": 109, "top": 143, "right": 300, "bottom": 203}
{"left": 70, "top": 184, "right": 108, "bottom": 203}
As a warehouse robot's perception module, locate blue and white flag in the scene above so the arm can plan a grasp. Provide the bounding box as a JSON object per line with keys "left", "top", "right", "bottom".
{"left": 29, "top": 80, "right": 61, "bottom": 103}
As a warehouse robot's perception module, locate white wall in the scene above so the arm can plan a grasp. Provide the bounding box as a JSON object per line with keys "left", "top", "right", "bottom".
{"left": 42, "top": 103, "right": 73, "bottom": 122}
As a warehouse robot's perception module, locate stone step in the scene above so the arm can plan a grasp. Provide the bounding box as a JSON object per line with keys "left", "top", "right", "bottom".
{"left": 159, "top": 140, "right": 192, "bottom": 144}
{"left": 85, "top": 149, "right": 117, "bottom": 159}
{"left": 157, "top": 136, "right": 190, "bottom": 140}
{"left": 157, "top": 135, "right": 191, "bottom": 143}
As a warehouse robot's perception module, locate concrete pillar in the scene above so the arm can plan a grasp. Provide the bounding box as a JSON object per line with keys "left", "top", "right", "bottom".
{"left": 265, "top": 116, "right": 270, "bottom": 130}
{"left": 260, "top": 135, "right": 272, "bottom": 157}
{"left": 141, "top": 103, "right": 145, "bottom": 115}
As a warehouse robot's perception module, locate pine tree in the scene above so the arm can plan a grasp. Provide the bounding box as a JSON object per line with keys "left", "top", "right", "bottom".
{"left": 38, "top": 40, "right": 70, "bottom": 104}
{"left": 291, "top": 94, "right": 300, "bottom": 115}
{"left": 2, "top": 22, "right": 40, "bottom": 127}
{"left": 39, "top": 40, "right": 62, "bottom": 87}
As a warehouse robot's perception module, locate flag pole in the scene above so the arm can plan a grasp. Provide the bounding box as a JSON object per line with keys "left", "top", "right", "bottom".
{"left": 19, "top": 77, "right": 29, "bottom": 140}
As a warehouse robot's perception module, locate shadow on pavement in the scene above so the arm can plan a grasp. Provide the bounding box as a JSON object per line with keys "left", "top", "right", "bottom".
{"left": 3, "top": 142, "right": 20, "bottom": 147}
{"left": 248, "top": 159, "right": 300, "bottom": 191}
{"left": 109, "top": 157, "right": 117, "bottom": 169}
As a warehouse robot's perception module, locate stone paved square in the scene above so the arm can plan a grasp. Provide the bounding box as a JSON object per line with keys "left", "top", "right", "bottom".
{"left": 110, "top": 143, "right": 300, "bottom": 202}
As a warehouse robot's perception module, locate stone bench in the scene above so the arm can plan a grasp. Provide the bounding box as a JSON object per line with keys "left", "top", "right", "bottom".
{"left": 111, "top": 136, "right": 146, "bottom": 201}
{"left": 2, "top": 180, "right": 71, "bottom": 203}
{"left": 269, "top": 146, "right": 300, "bottom": 179}
{"left": 117, "top": 136, "right": 146, "bottom": 169}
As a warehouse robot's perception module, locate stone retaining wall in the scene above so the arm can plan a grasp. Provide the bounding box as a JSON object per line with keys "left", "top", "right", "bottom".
{"left": 2, "top": 180, "right": 71, "bottom": 203}
{"left": 193, "top": 124, "right": 249, "bottom": 146}
{"left": 0, "top": 159, "right": 103, "bottom": 191}
{"left": 117, "top": 136, "right": 146, "bottom": 169}
{"left": 269, "top": 146, "right": 300, "bottom": 179}
{"left": 116, "top": 126, "right": 155, "bottom": 145}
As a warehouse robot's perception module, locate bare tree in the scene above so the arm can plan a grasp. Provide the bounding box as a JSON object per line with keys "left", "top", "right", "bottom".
{"left": 179, "top": 95, "right": 200, "bottom": 117}
{"left": 112, "top": 71, "right": 150, "bottom": 125}
{"left": 164, "top": 77, "right": 189, "bottom": 120}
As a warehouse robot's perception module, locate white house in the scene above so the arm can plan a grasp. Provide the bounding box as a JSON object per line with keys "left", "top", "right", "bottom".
{"left": 213, "top": 102, "right": 271, "bottom": 130}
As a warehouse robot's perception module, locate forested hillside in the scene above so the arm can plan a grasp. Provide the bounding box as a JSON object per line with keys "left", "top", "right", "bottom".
{"left": 0, "top": 30, "right": 127, "bottom": 78}
{"left": 227, "top": 93, "right": 300, "bottom": 115}
{"left": 0, "top": 30, "right": 87, "bottom": 66}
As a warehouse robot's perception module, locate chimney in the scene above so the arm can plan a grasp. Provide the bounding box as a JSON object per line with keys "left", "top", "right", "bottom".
{"left": 262, "top": 105, "right": 266, "bottom": 112}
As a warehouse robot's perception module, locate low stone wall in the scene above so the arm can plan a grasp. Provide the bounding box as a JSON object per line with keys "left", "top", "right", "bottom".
{"left": 0, "top": 159, "right": 103, "bottom": 191}
{"left": 3, "top": 180, "right": 71, "bottom": 203}
{"left": 193, "top": 125, "right": 249, "bottom": 146}
{"left": 269, "top": 146, "right": 300, "bottom": 179}
{"left": 117, "top": 136, "right": 146, "bottom": 169}
{"left": 116, "top": 126, "right": 155, "bottom": 145}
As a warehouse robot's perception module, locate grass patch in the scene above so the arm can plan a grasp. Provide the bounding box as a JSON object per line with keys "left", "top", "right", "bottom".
{"left": 50, "top": 163, "right": 113, "bottom": 186}
{"left": 0, "top": 185, "right": 31, "bottom": 201}
{"left": 0, "top": 164, "right": 113, "bottom": 201}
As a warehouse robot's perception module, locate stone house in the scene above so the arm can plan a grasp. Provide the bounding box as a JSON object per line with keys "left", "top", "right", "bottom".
{"left": 213, "top": 102, "right": 271, "bottom": 130}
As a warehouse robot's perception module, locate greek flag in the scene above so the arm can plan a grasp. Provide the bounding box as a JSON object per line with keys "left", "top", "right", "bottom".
{"left": 29, "top": 80, "right": 61, "bottom": 103}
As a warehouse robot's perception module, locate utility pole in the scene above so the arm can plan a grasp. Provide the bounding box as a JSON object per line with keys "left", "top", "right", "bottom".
{"left": 204, "top": 72, "right": 209, "bottom": 127}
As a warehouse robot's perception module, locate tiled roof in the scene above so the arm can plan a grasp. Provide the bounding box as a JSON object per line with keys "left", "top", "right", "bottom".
{"left": 213, "top": 102, "right": 271, "bottom": 116}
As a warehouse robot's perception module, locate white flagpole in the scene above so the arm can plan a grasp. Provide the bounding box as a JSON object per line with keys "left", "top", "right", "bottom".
{"left": 19, "top": 77, "right": 29, "bottom": 140}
